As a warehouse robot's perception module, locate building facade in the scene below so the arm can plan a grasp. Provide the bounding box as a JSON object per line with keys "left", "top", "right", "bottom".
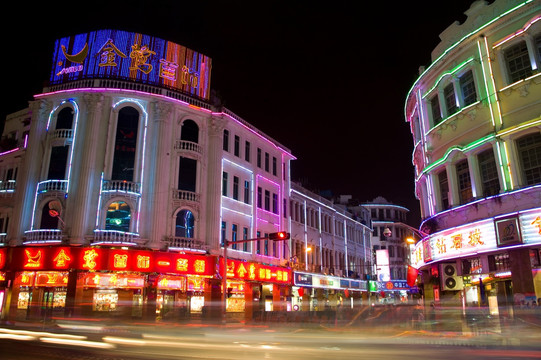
{"left": 405, "top": 0, "right": 541, "bottom": 312}
{"left": 0, "top": 29, "right": 374, "bottom": 322}
{"left": 361, "top": 197, "right": 410, "bottom": 281}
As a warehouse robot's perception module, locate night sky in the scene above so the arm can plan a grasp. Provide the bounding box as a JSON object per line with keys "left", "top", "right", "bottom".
{"left": 3, "top": 1, "right": 479, "bottom": 226}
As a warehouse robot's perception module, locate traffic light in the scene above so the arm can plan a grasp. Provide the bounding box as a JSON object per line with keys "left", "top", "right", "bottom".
{"left": 268, "top": 232, "right": 290, "bottom": 240}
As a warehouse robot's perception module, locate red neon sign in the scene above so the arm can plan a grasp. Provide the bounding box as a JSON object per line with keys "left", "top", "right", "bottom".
{"left": 224, "top": 259, "right": 290, "bottom": 284}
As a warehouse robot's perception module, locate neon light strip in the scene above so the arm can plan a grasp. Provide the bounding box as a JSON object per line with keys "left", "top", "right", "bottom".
{"left": 484, "top": 37, "right": 503, "bottom": 128}
{"left": 222, "top": 206, "right": 252, "bottom": 217}
{"left": 405, "top": 0, "right": 533, "bottom": 116}
{"left": 0, "top": 148, "right": 20, "bottom": 157}
{"left": 502, "top": 141, "right": 514, "bottom": 189}
{"left": 421, "top": 58, "right": 475, "bottom": 99}
{"left": 419, "top": 185, "right": 541, "bottom": 229}
{"left": 499, "top": 72, "right": 541, "bottom": 92}
{"left": 477, "top": 40, "right": 497, "bottom": 128}
{"left": 64, "top": 100, "right": 79, "bottom": 194}
{"left": 96, "top": 172, "right": 104, "bottom": 228}
{"left": 112, "top": 99, "right": 148, "bottom": 234}
{"left": 492, "top": 15, "right": 541, "bottom": 48}
{"left": 35, "top": 88, "right": 296, "bottom": 159}
{"left": 495, "top": 141, "right": 509, "bottom": 192}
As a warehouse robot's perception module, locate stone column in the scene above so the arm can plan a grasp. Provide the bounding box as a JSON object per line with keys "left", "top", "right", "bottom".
{"left": 147, "top": 102, "right": 173, "bottom": 250}
{"left": 12, "top": 100, "right": 52, "bottom": 241}
{"left": 206, "top": 116, "right": 226, "bottom": 253}
{"left": 68, "top": 94, "right": 104, "bottom": 245}
{"left": 446, "top": 163, "right": 459, "bottom": 207}
{"left": 467, "top": 153, "right": 481, "bottom": 199}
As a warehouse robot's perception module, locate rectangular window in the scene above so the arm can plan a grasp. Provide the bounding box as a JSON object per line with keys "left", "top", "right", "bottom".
{"left": 244, "top": 180, "right": 250, "bottom": 204}
{"left": 272, "top": 157, "right": 277, "bottom": 176}
{"left": 505, "top": 41, "right": 532, "bottom": 83}
{"left": 517, "top": 133, "right": 541, "bottom": 185}
{"left": 233, "top": 176, "right": 239, "bottom": 200}
{"left": 234, "top": 135, "right": 240, "bottom": 157}
{"left": 265, "top": 153, "right": 270, "bottom": 172}
{"left": 264, "top": 236, "right": 269, "bottom": 256}
{"left": 459, "top": 70, "right": 476, "bottom": 106}
{"left": 257, "top": 187, "right": 262, "bottom": 208}
{"left": 231, "top": 224, "right": 238, "bottom": 250}
{"left": 431, "top": 95, "right": 442, "bottom": 126}
{"left": 243, "top": 227, "right": 249, "bottom": 252}
{"left": 478, "top": 149, "right": 500, "bottom": 197}
{"left": 257, "top": 148, "right": 262, "bottom": 168}
{"left": 439, "top": 170, "right": 449, "bottom": 210}
{"left": 444, "top": 83, "right": 458, "bottom": 116}
{"left": 221, "top": 221, "right": 226, "bottom": 246}
{"left": 272, "top": 193, "right": 278, "bottom": 214}
{"left": 264, "top": 190, "right": 270, "bottom": 211}
{"left": 178, "top": 157, "right": 197, "bottom": 192}
{"left": 456, "top": 160, "right": 473, "bottom": 204}
{"left": 283, "top": 198, "right": 287, "bottom": 218}
{"left": 256, "top": 230, "right": 261, "bottom": 254}
{"left": 222, "top": 171, "right": 228, "bottom": 197}
{"left": 223, "top": 129, "right": 229, "bottom": 151}
{"left": 245, "top": 141, "right": 251, "bottom": 162}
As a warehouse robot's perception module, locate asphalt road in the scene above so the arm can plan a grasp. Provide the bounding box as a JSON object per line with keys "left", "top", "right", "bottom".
{"left": 1, "top": 321, "right": 541, "bottom": 360}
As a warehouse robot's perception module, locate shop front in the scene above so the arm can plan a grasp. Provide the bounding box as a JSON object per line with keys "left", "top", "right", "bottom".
{"left": 3, "top": 245, "right": 216, "bottom": 322}
{"left": 222, "top": 258, "right": 291, "bottom": 319}
{"left": 292, "top": 272, "right": 367, "bottom": 311}
{"left": 0, "top": 248, "right": 7, "bottom": 318}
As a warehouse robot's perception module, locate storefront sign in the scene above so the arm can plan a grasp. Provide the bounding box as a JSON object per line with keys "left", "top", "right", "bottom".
{"left": 50, "top": 30, "right": 212, "bottom": 100}
{"left": 294, "top": 272, "right": 312, "bottom": 286}
{"left": 520, "top": 209, "right": 541, "bottom": 244}
{"left": 377, "top": 280, "right": 412, "bottom": 291}
{"left": 10, "top": 246, "right": 216, "bottom": 276}
{"left": 83, "top": 273, "right": 145, "bottom": 288}
{"left": 495, "top": 216, "right": 522, "bottom": 247}
{"left": 224, "top": 258, "right": 290, "bottom": 285}
{"left": 0, "top": 248, "right": 6, "bottom": 269}
{"left": 35, "top": 271, "right": 69, "bottom": 287}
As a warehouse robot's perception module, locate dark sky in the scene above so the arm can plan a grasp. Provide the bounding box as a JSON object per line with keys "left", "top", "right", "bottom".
{"left": 3, "top": 1, "right": 477, "bottom": 225}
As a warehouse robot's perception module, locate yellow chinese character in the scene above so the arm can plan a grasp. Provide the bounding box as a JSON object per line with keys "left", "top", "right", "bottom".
{"left": 83, "top": 249, "right": 99, "bottom": 270}
{"left": 98, "top": 39, "right": 127, "bottom": 67}
{"left": 249, "top": 264, "right": 256, "bottom": 280}
{"left": 137, "top": 255, "right": 150, "bottom": 269}
{"left": 114, "top": 254, "right": 128, "bottom": 268}
{"left": 531, "top": 216, "right": 541, "bottom": 235}
{"left": 194, "top": 259, "right": 206, "bottom": 273}
{"left": 237, "top": 263, "right": 247, "bottom": 278}
{"left": 436, "top": 238, "right": 446, "bottom": 254}
{"left": 129, "top": 43, "right": 155, "bottom": 74}
{"left": 468, "top": 229, "right": 484, "bottom": 247}
{"left": 451, "top": 234, "right": 463, "bottom": 250}
{"left": 266, "top": 269, "right": 271, "bottom": 280}
{"left": 176, "top": 258, "right": 188, "bottom": 271}
{"left": 54, "top": 249, "right": 71, "bottom": 267}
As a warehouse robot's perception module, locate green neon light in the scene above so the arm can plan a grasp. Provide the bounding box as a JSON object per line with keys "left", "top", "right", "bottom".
{"left": 405, "top": 0, "right": 534, "bottom": 119}
{"left": 422, "top": 58, "right": 476, "bottom": 99}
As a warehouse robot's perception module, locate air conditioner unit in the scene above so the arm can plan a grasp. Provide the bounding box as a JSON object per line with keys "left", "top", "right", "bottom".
{"left": 441, "top": 263, "right": 463, "bottom": 291}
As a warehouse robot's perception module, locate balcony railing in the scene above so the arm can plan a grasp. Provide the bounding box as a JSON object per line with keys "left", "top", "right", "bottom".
{"left": 0, "top": 180, "right": 16, "bottom": 195}
{"left": 172, "top": 189, "right": 200, "bottom": 202}
{"left": 37, "top": 180, "right": 68, "bottom": 194}
{"left": 23, "top": 229, "right": 64, "bottom": 244}
{"left": 49, "top": 128, "right": 73, "bottom": 141}
{"left": 165, "top": 236, "right": 208, "bottom": 251}
{"left": 174, "top": 140, "right": 202, "bottom": 154}
{"left": 102, "top": 180, "right": 141, "bottom": 195}
{"left": 92, "top": 229, "right": 144, "bottom": 246}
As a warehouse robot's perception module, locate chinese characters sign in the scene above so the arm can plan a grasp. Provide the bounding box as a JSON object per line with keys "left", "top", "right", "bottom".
{"left": 224, "top": 258, "right": 290, "bottom": 285}
{"left": 50, "top": 30, "right": 212, "bottom": 100}
{"left": 12, "top": 246, "right": 215, "bottom": 275}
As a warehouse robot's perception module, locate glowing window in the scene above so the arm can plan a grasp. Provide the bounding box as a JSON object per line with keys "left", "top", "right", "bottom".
{"left": 175, "top": 209, "right": 194, "bottom": 238}
{"left": 106, "top": 201, "right": 131, "bottom": 232}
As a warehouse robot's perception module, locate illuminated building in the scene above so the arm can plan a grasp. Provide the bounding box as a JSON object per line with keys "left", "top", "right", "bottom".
{"left": 361, "top": 197, "right": 411, "bottom": 281}
{"left": 0, "top": 29, "right": 295, "bottom": 321}
{"left": 288, "top": 184, "right": 373, "bottom": 310}
{"left": 405, "top": 0, "right": 541, "bottom": 310}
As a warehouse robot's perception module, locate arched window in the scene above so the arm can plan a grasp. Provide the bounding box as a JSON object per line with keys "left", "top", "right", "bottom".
{"left": 517, "top": 132, "right": 541, "bottom": 186}
{"left": 180, "top": 119, "right": 199, "bottom": 143}
{"left": 56, "top": 107, "right": 73, "bottom": 130}
{"left": 175, "top": 209, "right": 194, "bottom": 238}
{"left": 40, "top": 201, "right": 59, "bottom": 229}
{"left": 105, "top": 201, "right": 131, "bottom": 232}
{"left": 112, "top": 106, "right": 139, "bottom": 181}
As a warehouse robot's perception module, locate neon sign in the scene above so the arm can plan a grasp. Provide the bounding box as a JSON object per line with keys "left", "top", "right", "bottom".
{"left": 225, "top": 259, "right": 290, "bottom": 284}
{"left": 24, "top": 249, "right": 43, "bottom": 268}
{"left": 82, "top": 249, "right": 99, "bottom": 269}
{"left": 53, "top": 249, "right": 71, "bottom": 268}
{"left": 51, "top": 30, "right": 212, "bottom": 100}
